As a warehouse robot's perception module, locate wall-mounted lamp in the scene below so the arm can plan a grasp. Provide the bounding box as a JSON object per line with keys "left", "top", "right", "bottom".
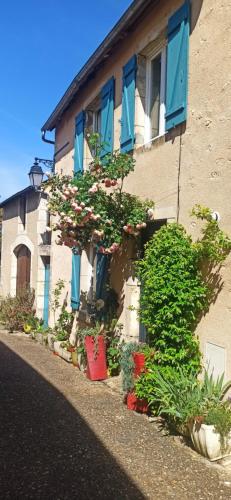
{"left": 28, "top": 157, "right": 54, "bottom": 191}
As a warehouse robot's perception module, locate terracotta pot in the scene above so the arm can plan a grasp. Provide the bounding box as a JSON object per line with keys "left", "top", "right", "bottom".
{"left": 85, "top": 335, "right": 107, "bottom": 381}
{"left": 133, "top": 352, "right": 146, "bottom": 378}
{"left": 126, "top": 392, "right": 148, "bottom": 413}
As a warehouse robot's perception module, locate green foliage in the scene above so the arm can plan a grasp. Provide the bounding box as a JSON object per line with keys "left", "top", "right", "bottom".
{"left": 120, "top": 342, "right": 138, "bottom": 393}
{"left": 46, "top": 134, "right": 154, "bottom": 254}
{"left": 120, "top": 342, "right": 151, "bottom": 392}
{"left": 136, "top": 207, "right": 231, "bottom": 373}
{"left": 76, "top": 323, "right": 103, "bottom": 361}
{"left": 50, "top": 279, "right": 65, "bottom": 323}
{"left": 192, "top": 205, "right": 231, "bottom": 263}
{"left": 135, "top": 366, "right": 231, "bottom": 435}
{"left": 0, "top": 289, "right": 36, "bottom": 332}
{"left": 106, "top": 324, "right": 124, "bottom": 377}
{"left": 205, "top": 402, "right": 231, "bottom": 452}
{"left": 136, "top": 224, "right": 206, "bottom": 371}
{"left": 55, "top": 310, "right": 74, "bottom": 341}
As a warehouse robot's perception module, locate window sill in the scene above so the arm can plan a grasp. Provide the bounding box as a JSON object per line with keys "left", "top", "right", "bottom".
{"left": 143, "top": 131, "right": 167, "bottom": 148}
{"left": 135, "top": 132, "right": 167, "bottom": 155}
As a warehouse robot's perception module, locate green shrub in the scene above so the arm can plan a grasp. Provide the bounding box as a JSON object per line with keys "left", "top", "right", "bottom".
{"left": 0, "top": 289, "right": 35, "bottom": 332}
{"left": 120, "top": 342, "right": 153, "bottom": 393}
{"left": 135, "top": 366, "right": 231, "bottom": 434}
{"left": 136, "top": 224, "right": 207, "bottom": 372}
{"left": 54, "top": 310, "right": 74, "bottom": 341}
{"left": 205, "top": 402, "right": 231, "bottom": 452}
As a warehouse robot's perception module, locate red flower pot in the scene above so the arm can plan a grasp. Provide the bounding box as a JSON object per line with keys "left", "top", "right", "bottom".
{"left": 126, "top": 392, "right": 148, "bottom": 413}
{"left": 85, "top": 335, "right": 107, "bottom": 381}
{"left": 133, "top": 352, "right": 146, "bottom": 378}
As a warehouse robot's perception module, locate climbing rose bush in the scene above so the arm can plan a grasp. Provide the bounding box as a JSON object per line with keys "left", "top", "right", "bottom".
{"left": 46, "top": 137, "right": 154, "bottom": 254}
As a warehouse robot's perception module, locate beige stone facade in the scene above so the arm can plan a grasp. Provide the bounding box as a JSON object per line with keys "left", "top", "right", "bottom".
{"left": 0, "top": 188, "right": 50, "bottom": 320}
{"left": 43, "top": 0, "right": 231, "bottom": 379}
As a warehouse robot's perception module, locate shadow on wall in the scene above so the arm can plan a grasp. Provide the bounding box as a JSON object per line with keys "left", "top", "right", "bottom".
{"left": 191, "top": 0, "right": 203, "bottom": 34}
{"left": 110, "top": 238, "right": 137, "bottom": 320}
{"left": 0, "top": 341, "right": 144, "bottom": 499}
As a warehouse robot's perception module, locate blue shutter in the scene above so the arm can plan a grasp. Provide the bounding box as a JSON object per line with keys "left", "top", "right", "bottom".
{"left": 120, "top": 55, "right": 137, "bottom": 153}
{"left": 43, "top": 260, "right": 50, "bottom": 326}
{"left": 71, "top": 110, "right": 85, "bottom": 309}
{"left": 165, "top": 2, "right": 190, "bottom": 131}
{"left": 71, "top": 252, "right": 81, "bottom": 310}
{"left": 100, "top": 77, "right": 114, "bottom": 157}
{"left": 96, "top": 253, "right": 108, "bottom": 300}
{"left": 74, "top": 111, "right": 85, "bottom": 173}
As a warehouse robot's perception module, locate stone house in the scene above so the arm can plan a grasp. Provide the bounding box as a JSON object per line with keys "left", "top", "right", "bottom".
{"left": 0, "top": 186, "right": 51, "bottom": 324}
{"left": 41, "top": 0, "right": 231, "bottom": 379}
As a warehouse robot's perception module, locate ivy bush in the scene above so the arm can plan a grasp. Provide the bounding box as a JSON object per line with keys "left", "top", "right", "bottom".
{"left": 136, "top": 224, "right": 206, "bottom": 371}
{"left": 136, "top": 208, "right": 231, "bottom": 372}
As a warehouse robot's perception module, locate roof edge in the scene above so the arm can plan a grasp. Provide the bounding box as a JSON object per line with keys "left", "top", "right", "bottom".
{"left": 0, "top": 186, "right": 35, "bottom": 208}
{"left": 41, "top": 0, "right": 154, "bottom": 132}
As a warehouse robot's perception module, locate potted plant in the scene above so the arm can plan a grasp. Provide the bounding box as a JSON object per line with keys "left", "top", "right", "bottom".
{"left": 54, "top": 340, "right": 72, "bottom": 363}
{"left": 191, "top": 402, "right": 231, "bottom": 461}
{"left": 65, "top": 343, "right": 78, "bottom": 367}
{"left": 77, "top": 325, "right": 107, "bottom": 381}
{"left": 120, "top": 342, "right": 149, "bottom": 413}
{"left": 105, "top": 321, "right": 123, "bottom": 377}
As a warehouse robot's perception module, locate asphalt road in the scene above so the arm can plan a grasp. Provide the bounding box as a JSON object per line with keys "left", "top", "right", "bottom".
{"left": 1, "top": 330, "right": 231, "bottom": 499}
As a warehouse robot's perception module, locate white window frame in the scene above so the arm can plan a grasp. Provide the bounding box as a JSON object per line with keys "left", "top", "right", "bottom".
{"left": 144, "top": 46, "right": 166, "bottom": 145}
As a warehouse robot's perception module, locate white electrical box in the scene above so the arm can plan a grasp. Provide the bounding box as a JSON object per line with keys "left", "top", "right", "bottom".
{"left": 205, "top": 342, "right": 226, "bottom": 380}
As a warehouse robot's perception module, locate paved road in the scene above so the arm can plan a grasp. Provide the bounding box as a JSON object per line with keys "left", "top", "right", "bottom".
{"left": 1, "top": 331, "right": 231, "bottom": 499}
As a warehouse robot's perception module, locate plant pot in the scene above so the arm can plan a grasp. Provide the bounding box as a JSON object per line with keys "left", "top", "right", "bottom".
{"left": 191, "top": 422, "right": 231, "bottom": 461}
{"left": 47, "top": 333, "right": 56, "bottom": 351}
{"left": 133, "top": 352, "right": 146, "bottom": 378}
{"left": 126, "top": 392, "right": 148, "bottom": 413}
{"left": 53, "top": 341, "right": 71, "bottom": 362}
{"left": 36, "top": 333, "right": 44, "bottom": 345}
{"left": 71, "top": 350, "right": 79, "bottom": 367}
{"left": 85, "top": 335, "right": 107, "bottom": 381}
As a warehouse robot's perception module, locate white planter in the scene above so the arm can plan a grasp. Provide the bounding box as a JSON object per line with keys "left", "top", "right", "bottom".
{"left": 53, "top": 341, "right": 72, "bottom": 363}
{"left": 191, "top": 422, "right": 231, "bottom": 461}
{"left": 47, "top": 333, "right": 56, "bottom": 351}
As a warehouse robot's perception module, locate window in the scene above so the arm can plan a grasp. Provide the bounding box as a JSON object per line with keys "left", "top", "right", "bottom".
{"left": 93, "top": 108, "right": 101, "bottom": 135}
{"left": 145, "top": 47, "right": 166, "bottom": 143}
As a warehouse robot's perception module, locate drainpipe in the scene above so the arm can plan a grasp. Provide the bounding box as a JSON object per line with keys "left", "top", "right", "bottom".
{"left": 41, "top": 130, "right": 55, "bottom": 145}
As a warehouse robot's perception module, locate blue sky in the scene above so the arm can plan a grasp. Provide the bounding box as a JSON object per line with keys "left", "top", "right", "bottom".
{"left": 0, "top": 0, "right": 132, "bottom": 200}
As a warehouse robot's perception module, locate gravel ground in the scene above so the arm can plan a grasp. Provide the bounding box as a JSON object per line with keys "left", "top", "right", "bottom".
{"left": 1, "top": 330, "right": 231, "bottom": 500}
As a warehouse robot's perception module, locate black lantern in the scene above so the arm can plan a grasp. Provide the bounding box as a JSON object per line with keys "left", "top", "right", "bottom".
{"left": 28, "top": 159, "right": 44, "bottom": 190}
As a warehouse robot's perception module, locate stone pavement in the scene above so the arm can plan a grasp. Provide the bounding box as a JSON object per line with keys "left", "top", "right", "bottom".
{"left": 1, "top": 330, "right": 231, "bottom": 500}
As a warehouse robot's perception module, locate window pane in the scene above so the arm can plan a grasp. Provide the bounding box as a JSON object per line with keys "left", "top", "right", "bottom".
{"left": 95, "top": 109, "right": 101, "bottom": 134}
{"left": 150, "top": 54, "right": 161, "bottom": 138}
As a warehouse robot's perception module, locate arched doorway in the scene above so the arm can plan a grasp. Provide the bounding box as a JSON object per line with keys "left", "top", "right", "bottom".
{"left": 15, "top": 245, "right": 31, "bottom": 295}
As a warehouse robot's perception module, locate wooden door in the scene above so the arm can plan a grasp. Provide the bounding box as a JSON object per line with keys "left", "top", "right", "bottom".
{"left": 16, "top": 245, "right": 31, "bottom": 295}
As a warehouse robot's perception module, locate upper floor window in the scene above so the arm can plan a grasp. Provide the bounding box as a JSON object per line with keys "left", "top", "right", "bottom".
{"left": 145, "top": 47, "right": 166, "bottom": 144}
